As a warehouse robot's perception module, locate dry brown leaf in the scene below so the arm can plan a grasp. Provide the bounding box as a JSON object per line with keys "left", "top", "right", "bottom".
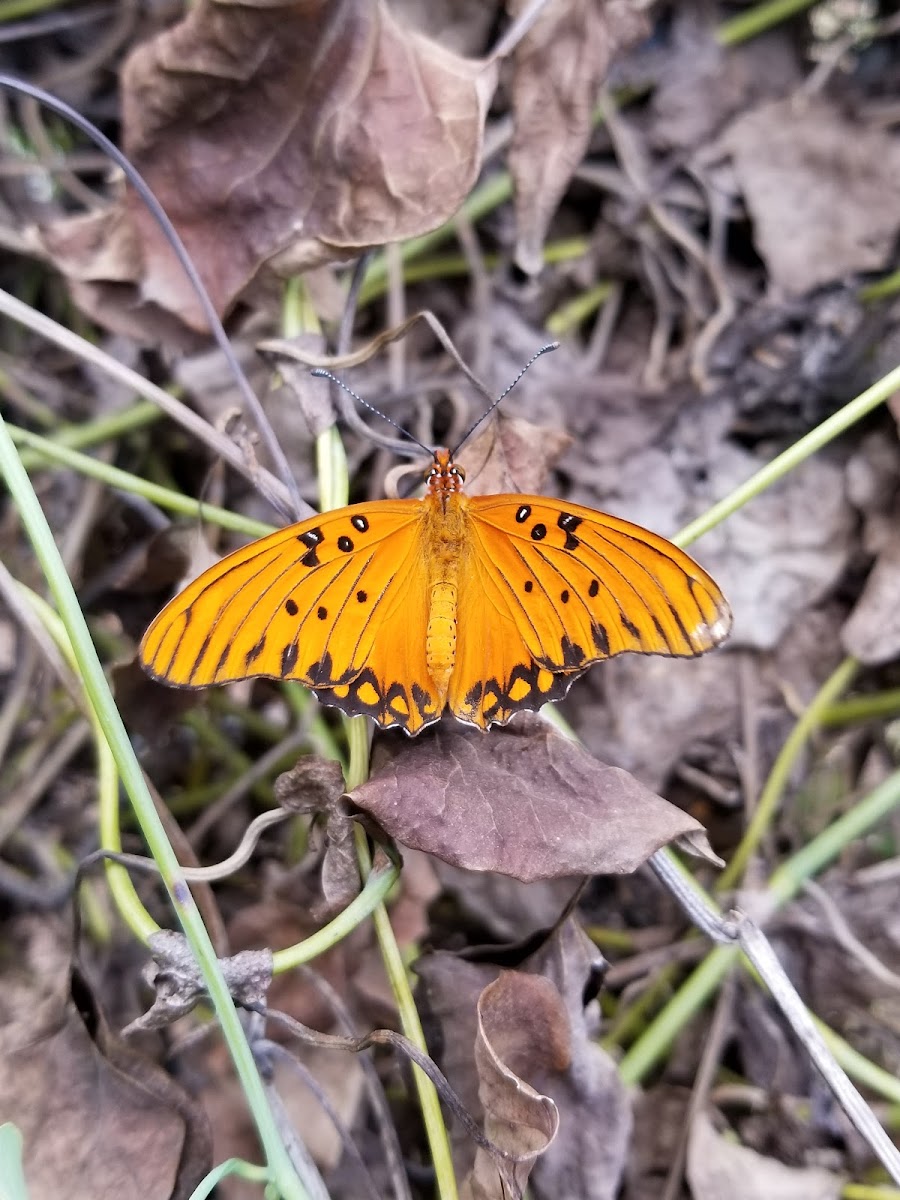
{"left": 461, "top": 413, "right": 574, "bottom": 495}
{"left": 686, "top": 1110, "right": 843, "bottom": 1200}
{"left": 275, "top": 757, "right": 361, "bottom": 918}
{"left": 97, "top": 0, "right": 496, "bottom": 329}
{"left": 841, "top": 533, "right": 900, "bottom": 665}
{"left": 39, "top": 207, "right": 210, "bottom": 348}
{"left": 461, "top": 972, "right": 565, "bottom": 1199}
{"left": 351, "top": 713, "right": 706, "bottom": 880}
{"left": 507, "top": 0, "right": 649, "bottom": 274}
{"left": 416, "top": 919, "right": 630, "bottom": 1199}
{"left": 723, "top": 97, "right": 900, "bottom": 296}
{"left": 0, "top": 918, "right": 211, "bottom": 1200}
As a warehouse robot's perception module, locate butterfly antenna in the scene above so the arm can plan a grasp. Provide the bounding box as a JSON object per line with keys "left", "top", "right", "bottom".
{"left": 311, "top": 368, "right": 434, "bottom": 458}
{"left": 451, "top": 341, "right": 560, "bottom": 457}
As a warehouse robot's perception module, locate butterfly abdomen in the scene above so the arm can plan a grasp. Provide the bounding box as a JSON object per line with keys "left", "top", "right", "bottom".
{"left": 426, "top": 582, "right": 457, "bottom": 693}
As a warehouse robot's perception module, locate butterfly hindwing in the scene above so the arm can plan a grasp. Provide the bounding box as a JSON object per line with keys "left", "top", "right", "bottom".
{"left": 447, "top": 494, "right": 732, "bottom": 728}
{"left": 140, "top": 499, "right": 442, "bottom": 732}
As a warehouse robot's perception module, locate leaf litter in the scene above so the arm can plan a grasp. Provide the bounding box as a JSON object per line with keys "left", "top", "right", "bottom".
{"left": 3, "top": 1, "right": 900, "bottom": 1197}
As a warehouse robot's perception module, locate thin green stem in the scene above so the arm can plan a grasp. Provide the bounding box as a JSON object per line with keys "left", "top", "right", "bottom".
{"left": 673, "top": 361, "right": 900, "bottom": 548}
{"left": 717, "top": 658, "right": 858, "bottom": 891}
{"left": 0, "top": 410, "right": 307, "bottom": 1200}
{"left": 716, "top": 0, "right": 816, "bottom": 47}
{"left": 619, "top": 768, "right": 900, "bottom": 1085}
{"left": 9, "top": 422, "right": 270, "bottom": 537}
{"left": 271, "top": 858, "right": 399, "bottom": 972}
{"left": 821, "top": 690, "right": 900, "bottom": 727}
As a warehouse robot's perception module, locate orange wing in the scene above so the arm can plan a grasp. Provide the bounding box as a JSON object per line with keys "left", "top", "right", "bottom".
{"left": 447, "top": 495, "right": 731, "bottom": 729}
{"left": 140, "top": 500, "right": 443, "bottom": 733}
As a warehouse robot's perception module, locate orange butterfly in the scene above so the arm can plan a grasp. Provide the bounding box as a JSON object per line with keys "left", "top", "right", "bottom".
{"left": 141, "top": 446, "right": 732, "bottom": 734}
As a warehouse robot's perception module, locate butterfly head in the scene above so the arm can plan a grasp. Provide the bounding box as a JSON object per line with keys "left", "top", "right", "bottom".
{"left": 426, "top": 448, "right": 466, "bottom": 497}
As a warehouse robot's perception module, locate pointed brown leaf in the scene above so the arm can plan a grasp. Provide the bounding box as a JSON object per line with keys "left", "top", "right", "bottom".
{"left": 105, "top": 0, "right": 496, "bottom": 328}
{"left": 507, "top": 0, "right": 649, "bottom": 274}
{"left": 351, "top": 715, "right": 706, "bottom": 880}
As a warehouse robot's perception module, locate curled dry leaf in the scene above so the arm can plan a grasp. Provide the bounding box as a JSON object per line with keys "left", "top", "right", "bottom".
{"left": 687, "top": 1110, "right": 842, "bottom": 1200}
{"left": 81, "top": 0, "right": 496, "bottom": 330}
{"left": 125, "top": 929, "right": 273, "bottom": 1034}
{"left": 507, "top": 0, "right": 649, "bottom": 274}
{"left": 351, "top": 713, "right": 707, "bottom": 881}
{"left": 275, "top": 756, "right": 360, "bottom": 918}
{"left": 417, "top": 919, "right": 630, "bottom": 1199}
{"left": 462, "top": 972, "right": 565, "bottom": 1200}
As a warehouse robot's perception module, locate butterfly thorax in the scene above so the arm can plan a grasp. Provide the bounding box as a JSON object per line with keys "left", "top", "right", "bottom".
{"left": 422, "top": 451, "right": 469, "bottom": 701}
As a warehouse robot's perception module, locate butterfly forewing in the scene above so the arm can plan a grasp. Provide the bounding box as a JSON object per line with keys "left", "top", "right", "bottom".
{"left": 140, "top": 501, "right": 442, "bottom": 729}
{"left": 444, "top": 495, "right": 731, "bottom": 727}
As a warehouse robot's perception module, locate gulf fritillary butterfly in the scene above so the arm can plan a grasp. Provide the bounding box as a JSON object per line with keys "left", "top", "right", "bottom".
{"left": 141, "top": 446, "right": 732, "bottom": 733}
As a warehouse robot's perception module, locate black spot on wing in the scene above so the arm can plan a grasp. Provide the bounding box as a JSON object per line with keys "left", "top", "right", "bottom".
{"left": 515, "top": 505, "right": 531, "bottom": 523}
{"left": 589, "top": 579, "right": 600, "bottom": 598}
{"left": 298, "top": 526, "right": 324, "bottom": 568}
{"left": 356, "top": 590, "right": 368, "bottom": 604}
{"left": 465, "top": 681, "right": 484, "bottom": 708}
{"left": 337, "top": 536, "right": 354, "bottom": 553}
{"left": 524, "top": 580, "right": 534, "bottom": 593}
{"left": 244, "top": 635, "right": 266, "bottom": 668}
{"left": 592, "top": 623, "right": 610, "bottom": 654}
{"left": 652, "top": 614, "right": 674, "bottom": 653}
{"left": 620, "top": 612, "right": 640, "bottom": 640}
{"left": 557, "top": 511, "right": 582, "bottom": 551}
{"left": 281, "top": 642, "right": 299, "bottom": 675}
{"left": 530, "top": 523, "right": 547, "bottom": 541}
{"left": 306, "top": 652, "right": 333, "bottom": 685}
{"left": 351, "top": 514, "right": 369, "bottom": 532}
{"left": 285, "top": 598, "right": 298, "bottom": 616}
{"left": 560, "top": 635, "right": 585, "bottom": 668}
{"left": 316, "top": 606, "right": 328, "bottom": 620}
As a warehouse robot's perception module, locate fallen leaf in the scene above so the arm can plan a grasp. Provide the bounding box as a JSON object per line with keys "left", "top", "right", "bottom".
{"left": 841, "top": 533, "right": 900, "bottom": 665}
{"left": 525, "top": 921, "right": 631, "bottom": 1200}
{"left": 461, "top": 972, "right": 564, "bottom": 1199}
{"left": 647, "top": 9, "right": 801, "bottom": 153}
{"left": 275, "top": 756, "right": 360, "bottom": 918}
{"left": 687, "top": 1109, "right": 843, "bottom": 1200}
{"left": 702, "top": 445, "right": 854, "bottom": 651}
{"left": 722, "top": 97, "right": 900, "bottom": 296}
{"left": 0, "top": 918, "right": 211, "bottom": 1200}
{"left": 351, "top": 714, "right": 707, "bottom": 880}
{"left": 417, "top": 918, "right": 631, "bottom": 1199}
{"left": 507, "top": 0, "right": 649, "bottom": 274}
{"left": 111, "top": 0, "right": 496, "bottom": 329}
{"left": 461, "top": 413, "right": 573, "bottom": 496}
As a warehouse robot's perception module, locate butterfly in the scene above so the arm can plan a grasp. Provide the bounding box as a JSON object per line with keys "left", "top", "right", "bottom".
{"left": 141, "top": 445, "right": 732, "bottom": 734}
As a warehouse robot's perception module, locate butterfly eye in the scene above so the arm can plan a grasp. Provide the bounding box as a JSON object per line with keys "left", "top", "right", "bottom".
{"left": 452, "top": 466, "right": 466, "bottom": 481}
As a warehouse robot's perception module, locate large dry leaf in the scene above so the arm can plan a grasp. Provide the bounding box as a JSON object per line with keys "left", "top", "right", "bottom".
{"left": 416, "top": 919, "right": 630, "bottom": 1199}
{"left": 687, "top": 1110, "right": 842, "bottom": 1200}
{"left": 0, "top": 918, "right": 210, "bottom": 1200}
{"left": 461, "top": 973, "right": 565, "bottom": 1199}
{"left": 108, "top": 0, "right": 496, "bottom": 329}
{"left": 351, "top": 714, "right": 707, "bottom": 880}
{"left": 508, "top": 0, "right": 649, "bottom": 274}
{"left": 722, "top": 97, "right": 900, "bottom": 296}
